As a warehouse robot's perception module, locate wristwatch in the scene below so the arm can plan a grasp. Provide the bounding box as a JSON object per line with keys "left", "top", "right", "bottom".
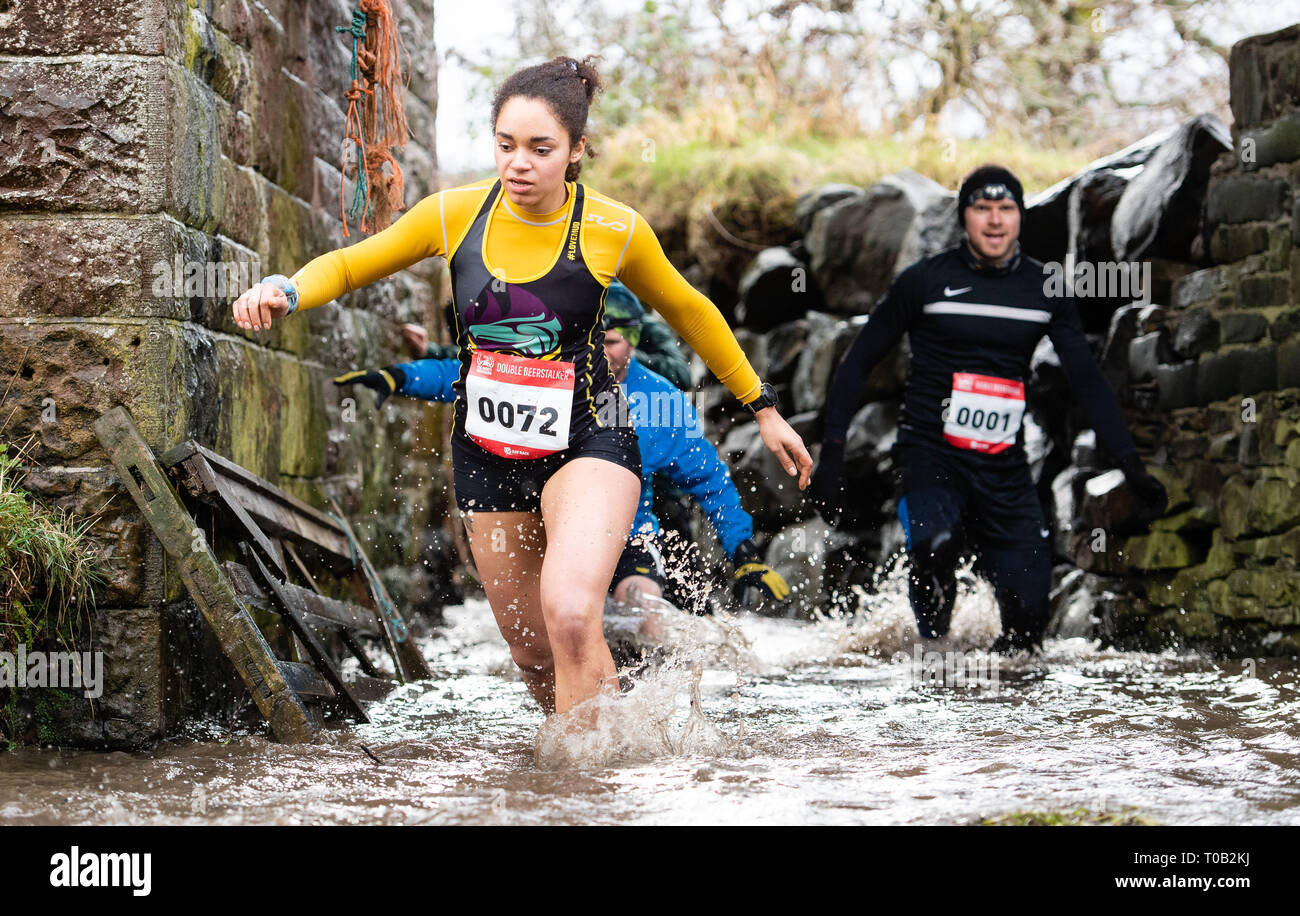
{"left": 744, "top": 382, "right": 780, "bottom": 415}
{"left": 261, "top": 274, "right": 300, "bottom": 314}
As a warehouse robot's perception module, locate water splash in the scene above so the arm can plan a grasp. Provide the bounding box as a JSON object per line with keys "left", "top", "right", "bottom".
{"left": 533, "top": 659, "right": 733, "bottom": 770}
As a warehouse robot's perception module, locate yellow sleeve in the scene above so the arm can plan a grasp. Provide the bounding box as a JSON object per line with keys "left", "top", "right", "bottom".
{"left": 289, "top": 193, "right": 447, "bottom": 311}
{"left": 616, "top": 213, "right": 762, "bottom": 404}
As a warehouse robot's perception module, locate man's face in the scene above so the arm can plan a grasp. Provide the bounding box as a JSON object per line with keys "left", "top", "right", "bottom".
{"left": 963, "top": 196, "right": 1020, "bottom": 263}
{"left": 604, "top": 328, "right": 632, "bottom": 379}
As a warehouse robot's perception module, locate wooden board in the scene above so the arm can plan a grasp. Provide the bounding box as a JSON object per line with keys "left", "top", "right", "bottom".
{"left": 93, "top": 407, "right": 319, "bottom": 744}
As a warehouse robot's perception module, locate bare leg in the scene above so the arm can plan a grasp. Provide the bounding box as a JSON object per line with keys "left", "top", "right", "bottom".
{"left": 539, "top": 457, "right": 640, "bottom": 714}
{"left": 613, "top": 575, "right": 663, "bottom": 603}
{"left": 461, "top": 510, "right": 555, "bottom": 711}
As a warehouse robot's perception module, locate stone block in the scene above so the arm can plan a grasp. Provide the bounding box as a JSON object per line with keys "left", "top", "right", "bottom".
{"left": 1172, "top": 265, "right": 1234, "bottom": 310}
{"left": 1280, "top": 339, "right": 1300, "bottom": 389}
{"left": 0, "top": 0, "right": 166, "bottom": 54}
{"left": 1219, "top": 476, "right": 1254, "bottom": 540}
{"left": 1206, "top": 174, "right": 1289, "bottom": 226}
{"left": 1196, "top": 346, "right": 1277, "bottom": 404}
{"left": 0, "top": 57, "right": 165, "bottom": 213}
{"left": 1229, "top": 24, "right": 1300, "bottom": 131}
{"left": 18, "top": 465, "right": 166, "bottom": 608}
{"left": 1154, "top": 360, "right": 1198, "bottom": 410}
{"left": 1221, "top": 311, "right": 1270, "bottom": 344}
{"left": 1238, "top": 273, "right": 1290, "bottom": 309}
{"left": 0, "top": 215, "right": 188, "bottom": 321}
{"left": 1247, "top": 475, "right": 1300, "bottom": 535}
{"left": 1209, "top": 222, "right": 1270, "bottom": 263}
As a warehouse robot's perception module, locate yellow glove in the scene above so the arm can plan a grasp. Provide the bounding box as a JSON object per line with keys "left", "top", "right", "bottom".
{"left": 732, "top": 539, "right": 790, "bottom": 604}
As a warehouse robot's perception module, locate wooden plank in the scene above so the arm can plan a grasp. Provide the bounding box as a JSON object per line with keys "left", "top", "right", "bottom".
{"left": 278, "top": 661, "right": 335, "bottom": 699}
{"left": 177, "top": 453, "right": 287, "bottom": 577}
{"left": 348, "top": 673, "right": 399, "bottom": 703}
{"left": 244, "top": 546, "right": 370, "bottom": 723}
{"left": 163, "top": 441, "right": 351, "bottom": 560}
{"left": 92, "top": 407, "right": 318, "bottom": 744}
{"left": 224, "top": 562, "right": 380, "bottom": 636}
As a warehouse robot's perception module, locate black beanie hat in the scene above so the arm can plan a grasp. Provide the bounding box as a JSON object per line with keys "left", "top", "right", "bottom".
{"left": 957, "top": 164, "right": 1025, "bottom": 228}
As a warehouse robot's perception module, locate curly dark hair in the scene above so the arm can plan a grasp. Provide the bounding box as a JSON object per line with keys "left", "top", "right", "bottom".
{"left": 491, "top": 56, "right": 604, "bottom": 181}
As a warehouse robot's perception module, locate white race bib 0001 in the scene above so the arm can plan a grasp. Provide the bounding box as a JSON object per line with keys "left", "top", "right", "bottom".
{"left": 943, "top": 372, "right": 1025, "bottom": 454}
{"left": 465, "top": 350, "right": 575, "bottom": 459}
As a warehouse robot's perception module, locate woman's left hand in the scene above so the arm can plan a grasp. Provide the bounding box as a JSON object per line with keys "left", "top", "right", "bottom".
{"left": 755, "top": 408, "right": 813, "bottom": 490}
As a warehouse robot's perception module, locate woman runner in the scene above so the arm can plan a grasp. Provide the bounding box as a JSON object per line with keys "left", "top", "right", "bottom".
{"left": 231, "top": 56, "right": 811, "bottom": 716}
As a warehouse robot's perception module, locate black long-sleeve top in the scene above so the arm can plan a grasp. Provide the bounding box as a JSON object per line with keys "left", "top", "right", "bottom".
{"left": 822, "top": 244, "right": 1138, "bottom": 464}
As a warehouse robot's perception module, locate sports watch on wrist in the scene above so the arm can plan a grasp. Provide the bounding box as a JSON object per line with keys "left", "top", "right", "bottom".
{"left": 745, "top": 382, "right": 780, "bottom": 415}
{"left": 261, "top": 274, "right": 300, "bottom": 314}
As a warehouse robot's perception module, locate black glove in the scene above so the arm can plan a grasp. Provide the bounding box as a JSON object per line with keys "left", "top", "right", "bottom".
{"left": 333, "top": 366, "right": 407, "bottom": 407}
{"left": 731, "top": 539, "right": 790, "bottom": 605}
{"left": 809, "top": 439, "right": 846, "bottom": 525}
{"left": 1120, "top": 454, "right": 1168, "bottom": 526}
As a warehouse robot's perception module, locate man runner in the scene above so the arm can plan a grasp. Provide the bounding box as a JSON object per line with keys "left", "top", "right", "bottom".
{"left": 811, "top": 164, "right": 1167, "bottom": 651}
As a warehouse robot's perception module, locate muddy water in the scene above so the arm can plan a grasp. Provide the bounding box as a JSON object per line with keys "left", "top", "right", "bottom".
{"left": 2, "top": 565, "right": 1299, "bottom": 826}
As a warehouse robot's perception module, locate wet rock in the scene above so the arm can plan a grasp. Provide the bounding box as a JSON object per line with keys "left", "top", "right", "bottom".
{"left": 736, "top": 247, "right": 820, "bottom": 332}
{"left": 1128, "top": 330, "right": 1175, "bottom": 383}
{"left": 894, "top": 192, "right": 961, "bottom": 270}
{"left": 1022, "top": 130, "right": 1167, "bottom": 263}
{"left": 1067, "top": 170, "right": 1130, "bottom": 265}
{"left": 765, "top": 319, "right": 810, "bottom": 386}
{"left": 1246, "top": 475, "right": 1300, "bottom": 535}
{"left": 721, "top": 412, "right": 818, "bottom": 530}
{"left": 791, "top": 311, "right": 852, "bottom": 414}
{"left": 793, "top": 183, "right": 864, "bottom": 237}
{"left": 1110, "top": 114, "right": 1231, "bottom": 263}
{"left": 1169, "top": 307, "right": 1220, "bottom": 360}
{"left": 806, "top": 171, "right": 950, "bottom": 314}
{"left": 1047, "top": 568, "right": 1104, "bottom": 639}
{"left": 1154, "top": 361, "right": 1199, "bottom": 410}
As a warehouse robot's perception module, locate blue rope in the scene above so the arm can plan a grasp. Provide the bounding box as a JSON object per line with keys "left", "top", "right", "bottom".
{"left": 335, "top": 8, "right": 371, "bottom": 227}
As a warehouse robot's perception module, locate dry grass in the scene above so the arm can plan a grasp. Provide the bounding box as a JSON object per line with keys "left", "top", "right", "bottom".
{"left": 586, "top": 104, "right": 1098, "bottom": 282}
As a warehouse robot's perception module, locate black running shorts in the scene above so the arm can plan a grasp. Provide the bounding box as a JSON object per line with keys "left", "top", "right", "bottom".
{"left": 452, "top": 424, "right": 641, "bottom": 513}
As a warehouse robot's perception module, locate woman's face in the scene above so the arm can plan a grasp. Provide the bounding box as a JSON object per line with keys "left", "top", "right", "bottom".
{"left": 494, "top": 96, "right": 585, "bottom": 213}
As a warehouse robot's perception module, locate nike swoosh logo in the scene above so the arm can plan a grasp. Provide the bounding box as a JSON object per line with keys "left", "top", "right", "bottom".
{"left": 944, "top": 286, "right": 973, "bottom": 297}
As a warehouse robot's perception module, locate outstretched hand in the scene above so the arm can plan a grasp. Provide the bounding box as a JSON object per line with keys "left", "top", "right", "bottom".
{"left": 755, "top": 408, "right": 813, "bottom": 490}
{"left": 232, "top": 283, "right": 291, "bottom": 332}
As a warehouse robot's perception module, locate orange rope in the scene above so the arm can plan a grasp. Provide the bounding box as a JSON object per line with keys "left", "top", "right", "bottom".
{"left": 338, "top": 1, "right": 411, "bottom": 237}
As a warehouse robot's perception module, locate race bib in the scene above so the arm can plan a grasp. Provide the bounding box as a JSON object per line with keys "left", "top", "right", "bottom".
{"left": 465, "top": 350, "right": 574, "bottom": 458}
{"left": 943, "top": 372, "right": 1025, "bottom": 454}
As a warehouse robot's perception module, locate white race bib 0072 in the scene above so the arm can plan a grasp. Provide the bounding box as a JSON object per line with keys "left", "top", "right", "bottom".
{"left": 465, "top": 350, "right": 575, "bottom": 459}
{"left": 943, "top": 372, "right": 1025, "bottom": 454}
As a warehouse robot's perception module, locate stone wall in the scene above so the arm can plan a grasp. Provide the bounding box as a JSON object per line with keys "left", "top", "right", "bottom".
{"left": 0, "top": 0, "right": 446, "bottom": 746}
{"left": 1090, "top": 24, "right": 1300, "bottom": 654}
